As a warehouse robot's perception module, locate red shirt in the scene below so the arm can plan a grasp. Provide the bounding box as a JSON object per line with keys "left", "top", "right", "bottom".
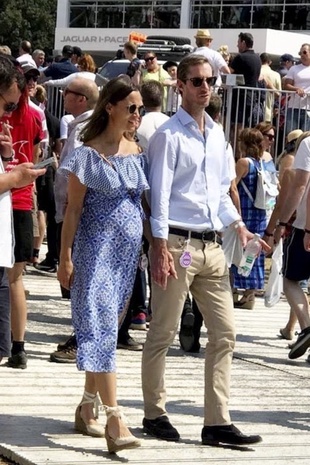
{"left": 5, "top": 104, "right": 43, "bottom": 210}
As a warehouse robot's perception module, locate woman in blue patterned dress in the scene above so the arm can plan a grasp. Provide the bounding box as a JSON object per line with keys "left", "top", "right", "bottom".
{"left": 57, "top": 76, "right": 148, "bottom": 453}
{"left": 232, "top": 128, "right": 267, "bottom": 309}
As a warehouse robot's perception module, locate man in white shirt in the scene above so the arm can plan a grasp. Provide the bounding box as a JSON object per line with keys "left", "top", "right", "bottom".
{"left": 259, "top": 53, "right": 282, "bottom": 123}
{"left": 275, "top": 135, "right": 310, "bottom": 360}
{"left": 142, "top": 54, "right": 263, "bottom": 446}
{"left": 136, "top": 80, "right": 169, "bottom": 151}
{"left": 192, "top": 29, "right": 230, "bottom": 85}
{"left": 283, "top": 43, "right": 310, "bottom": 134}
{"left": 16, "top": 40, "right": 37, "bottom": 68}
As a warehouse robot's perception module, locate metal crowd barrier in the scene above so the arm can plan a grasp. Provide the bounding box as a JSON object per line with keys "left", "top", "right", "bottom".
{"left": 45, "top": 82, "right": 310, "bottom": 162}
{"left": 221, "top": 84, "right": 310, "bottom": 161}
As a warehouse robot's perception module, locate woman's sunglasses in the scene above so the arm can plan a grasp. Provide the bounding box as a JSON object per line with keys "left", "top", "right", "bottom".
{"left": 127, "top": 104, "right": 146, "bottom": 117}
{"left": 0, "top": 93, "right": 18, "bottom": 113}
{"left": 185, "top": 76, "right": 217, "bottom": 87}
{"left": 145, "top": 57, "right": 155, "bottom": 63}
{"left": 263, "top": 133, "right": 275, "bottom": 141}
{"left": 25, "top": 74, "right": 39, "bottom": 82}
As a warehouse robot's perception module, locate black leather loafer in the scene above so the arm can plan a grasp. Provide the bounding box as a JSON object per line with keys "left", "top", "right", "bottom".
{"left": 143, "top": 415, "right": 180, "bottom": 441}
{"left": 202, "top": 424, "right": 262, "bottom": 446}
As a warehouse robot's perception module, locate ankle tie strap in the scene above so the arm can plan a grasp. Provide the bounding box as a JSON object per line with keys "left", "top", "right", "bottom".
{"left": 102, "top": 405, "right": 126, "bottom": 422}
{"left": 80, "top": 391, "right": 100, "bottom": 418}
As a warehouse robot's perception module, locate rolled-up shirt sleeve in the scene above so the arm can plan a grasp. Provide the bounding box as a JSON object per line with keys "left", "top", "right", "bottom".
{"left": 148, "top": 131, "right": 177, "bottom": 239}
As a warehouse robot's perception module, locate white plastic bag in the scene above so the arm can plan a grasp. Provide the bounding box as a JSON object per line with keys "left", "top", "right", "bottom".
{"left": 222, "top": 227, "right": 243, "bottom": 268}
{"left": 264, "top": 239, "right": 283, "bottom": 308}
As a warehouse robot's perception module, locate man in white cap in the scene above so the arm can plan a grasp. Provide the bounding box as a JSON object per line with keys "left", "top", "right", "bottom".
{"left": 192, "top": 29, "right": 230, "bottom": 81}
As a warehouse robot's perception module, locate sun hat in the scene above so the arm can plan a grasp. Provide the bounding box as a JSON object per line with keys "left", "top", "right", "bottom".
{"left": 287, "top": 129, "right": 303, "bottom": 143}
{"left": 194, "top": 29, "right": 213, "bottom": 40}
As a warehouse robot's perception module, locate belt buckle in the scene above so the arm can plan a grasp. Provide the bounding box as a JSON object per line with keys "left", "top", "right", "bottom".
{"left": 202, "top": 230, "right": 212, "bottom": 243}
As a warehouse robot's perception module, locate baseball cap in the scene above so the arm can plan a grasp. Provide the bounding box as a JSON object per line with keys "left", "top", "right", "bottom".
{"left": 163, "top": 61, "right": 178, "bottom": 72}
{"left": 280, "top": 54, "right": 294, "bottom": 63}
{"left": 20, "top": 62, "right": 40, "bottom": 76}
{"left": 62, "top": 45, "right": 74, "bottom": 56}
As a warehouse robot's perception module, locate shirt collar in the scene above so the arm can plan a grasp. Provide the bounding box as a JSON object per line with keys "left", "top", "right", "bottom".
{"left": 176, "top": 106, "right": 215, "bottom": 131}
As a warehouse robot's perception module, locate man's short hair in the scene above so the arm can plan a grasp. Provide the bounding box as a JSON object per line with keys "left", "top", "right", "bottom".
{"left": 177, "top": 54, "right": 209, "bottom": 83}
{"left": 239, "top": 32, "right": 254, "bottom": 48}
{"left": 124, "top": 41, "right": 137, "bottom": 55}
{"left": 32, "top": 49, "right": 45, "bottom": 59}
{"left": 20, "top": 40, "right": 32, "bottom": 54}
{"left": 206, "top": 93, "right": 222, "bottom": 120}
{"left": 260, "top": 53, "right": 271, "bottom": 64}
{"left": 141, "top": 80, "right": 164, "bottom": 108}
{"left": 62, "top": 45, "right": 74, "bottom": 57}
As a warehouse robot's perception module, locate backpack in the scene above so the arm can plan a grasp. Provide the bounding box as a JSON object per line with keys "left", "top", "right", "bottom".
{"left": 241, "top": 158, "right": 279, "bottom": 210}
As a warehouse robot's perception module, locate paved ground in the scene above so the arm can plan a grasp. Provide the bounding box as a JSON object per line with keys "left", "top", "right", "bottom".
{"left": 1, "top": 263, "right": 310, "bottom": 465}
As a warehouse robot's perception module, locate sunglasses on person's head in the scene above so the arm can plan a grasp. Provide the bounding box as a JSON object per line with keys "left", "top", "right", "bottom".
{"left": 25, "top": 74, "right": 38, "bottom": 82}
{"left": 145, "top": 56, "right": 155, "bottom": 63}
{"left": 185, "top": 76, "right": 217, "bottom": 87}
{"left": 0, "top": 93, "right": 18, "bottom": 113}
{"left": 263, "top": 133, "right": 275, "bottom": 141}
{"left": 63, "top": 88, "right": 88, "bottom": 99}
{"left": 127, "top": 104, "right": 146, "bottom": 117}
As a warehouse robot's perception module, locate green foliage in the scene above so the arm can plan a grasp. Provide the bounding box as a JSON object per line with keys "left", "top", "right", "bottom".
{"left": 0, "top": 0, "right": 57, "bottom": 55}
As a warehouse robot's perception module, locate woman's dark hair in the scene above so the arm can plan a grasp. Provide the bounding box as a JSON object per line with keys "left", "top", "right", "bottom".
{"left": 81, "top": 75, "right": 138, "bottom": 143}
{"left": 255, "top": 121, "right": 275, "bottom": 135}
{"left": 239, "top": 128, "right": 264, "bottom": 160}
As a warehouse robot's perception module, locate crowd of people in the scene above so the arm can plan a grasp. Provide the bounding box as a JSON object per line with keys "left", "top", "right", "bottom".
{"left": 1, "top": 30, "right": 310, "bottom": 453}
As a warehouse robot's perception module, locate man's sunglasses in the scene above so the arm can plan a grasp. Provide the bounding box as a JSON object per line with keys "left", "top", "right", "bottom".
{"left": 25, "top": 74, "right": 39, "bottom": 82}
{"left": 145, "top": 56, "right": 155, "bottom": 63}
{"left": 127, "top": 104, "right": 146, "bottom": 117}
{"left": 63, "top": 88, "right": 88, "bottom": 100}
{"left": 185, "top": 76, "right": 217, "bottom": 87}
{"left": 299, "top": 50, "right": 308, "bottom": 56}
{"left": 0, "top": 93, "right": 18, "bottom": 113}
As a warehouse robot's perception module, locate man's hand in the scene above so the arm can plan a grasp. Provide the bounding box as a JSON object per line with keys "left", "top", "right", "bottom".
{"left": 10, "top": 163, "right": 46, "bottom": 189}
{"left": 296, "top": 87, "right": 305, "bottom": 97}
{"left": 149, "top": 239, "right": 178, "bottom": 290}
{"left": 236, "top": 224, "right": 271, "bottom": 254}
{"left": 0, "top": 122, "right": 13, "bottom": 159}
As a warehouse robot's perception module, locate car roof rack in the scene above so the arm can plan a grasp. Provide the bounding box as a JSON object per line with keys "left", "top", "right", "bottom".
{"left": 118, "top": 40, "right": 193, "bottom": 61}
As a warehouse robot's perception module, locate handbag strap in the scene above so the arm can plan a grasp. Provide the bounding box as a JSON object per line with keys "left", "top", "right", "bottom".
{"left": 240, "top": 157, "right": 255, "bottom": 203}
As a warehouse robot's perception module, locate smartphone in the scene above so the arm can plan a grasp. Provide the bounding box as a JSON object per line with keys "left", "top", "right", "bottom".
{"left": 32, "top": 158, "right": 54, "bottom": 169}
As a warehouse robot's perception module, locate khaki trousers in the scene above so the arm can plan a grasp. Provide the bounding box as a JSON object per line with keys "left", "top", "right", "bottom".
{"left": 142, "top": 233, "right": 236, "bottom": 426}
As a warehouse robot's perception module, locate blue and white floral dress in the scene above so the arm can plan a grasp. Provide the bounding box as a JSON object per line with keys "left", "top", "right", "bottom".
{"left": 59, "top": 146, "right": 149, "bottom": 372}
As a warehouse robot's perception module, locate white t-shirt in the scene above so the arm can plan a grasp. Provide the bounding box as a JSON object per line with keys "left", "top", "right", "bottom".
{"left": 192, "top": 47, "right": 227, "bottom": 87}
{"left": 293, "top": 136, "right": 310, "bottom": 229}
{"left": 285, "top": 64, "right": 310, "bottom": 110}
{"left": 17, "top": 54, "right": 37, "bottom": 68}
{"left": 60, "top": 114, "right": 75, "bottom": 140}
{"left": 137, "top": 112, "right": 170, "bottom": 151}
{"left": 0, "top": 160, "right": 14, "bottom": 267}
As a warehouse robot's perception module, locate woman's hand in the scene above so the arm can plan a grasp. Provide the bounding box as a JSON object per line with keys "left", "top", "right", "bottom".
{"left": 57, "top": 259, "right": 74, "bottom": 290}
